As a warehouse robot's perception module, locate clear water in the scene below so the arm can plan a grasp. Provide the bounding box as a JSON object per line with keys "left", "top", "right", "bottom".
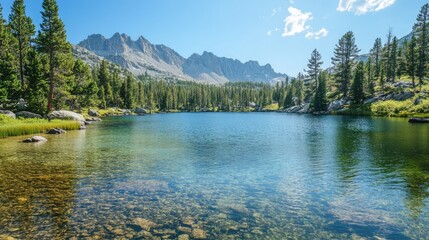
{"left": 0, "top": 113, "right": 428, "bottom": 239}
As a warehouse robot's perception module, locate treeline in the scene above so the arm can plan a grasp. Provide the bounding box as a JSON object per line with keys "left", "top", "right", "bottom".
{"left": 0, "top": 1, "right": 428, "bottom": 115}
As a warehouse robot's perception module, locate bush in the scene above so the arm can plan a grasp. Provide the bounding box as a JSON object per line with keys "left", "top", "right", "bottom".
{"left": 410, "top": 99, "right": 429, "bottom": 113}
{"left": 371, "top": 100, "right": 413, "bottom": 117}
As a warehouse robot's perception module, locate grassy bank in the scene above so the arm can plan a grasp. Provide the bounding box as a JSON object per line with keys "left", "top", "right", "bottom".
{"left": 0, "top": 115, "right": 81, "bottom": 138}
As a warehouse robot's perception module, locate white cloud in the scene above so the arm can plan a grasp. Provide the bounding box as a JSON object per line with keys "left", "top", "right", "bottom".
{"left": 267, "top": 30, "right": 272, "bottom": 36}
{"left": 305, "top": 28, "right": 329, "bottom": 40}
{"left": 282, "top": 7, "right": 312, "bottom": 37}
{"left": 337, "top": 0, "right": 396, "bottom": 15}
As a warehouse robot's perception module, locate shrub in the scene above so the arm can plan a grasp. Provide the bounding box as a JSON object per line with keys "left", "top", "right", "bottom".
{"left": 371, "top": 100, "right": 413, "bottom": 117}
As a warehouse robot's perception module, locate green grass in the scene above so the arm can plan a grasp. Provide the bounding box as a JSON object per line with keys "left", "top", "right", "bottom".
{"left": 0, "top": 115, "right": 81, "bottom": 138}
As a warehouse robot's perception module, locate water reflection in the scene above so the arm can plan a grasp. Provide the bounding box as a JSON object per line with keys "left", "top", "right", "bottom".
{"left": 0, "top": 113, "right": 428, "bottom": 239}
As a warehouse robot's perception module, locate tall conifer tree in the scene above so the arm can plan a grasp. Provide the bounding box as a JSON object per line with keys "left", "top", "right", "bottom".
{"left": 9, "top": 0, "right": 35, "bottom": 95}
{"left": 36, "top": 0, "right": 73, "bottom": 112}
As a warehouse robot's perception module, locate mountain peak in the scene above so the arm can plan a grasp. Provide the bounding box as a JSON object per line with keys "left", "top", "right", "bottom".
{"left": 77, "top": 33, "right": 287, "bottom": 84}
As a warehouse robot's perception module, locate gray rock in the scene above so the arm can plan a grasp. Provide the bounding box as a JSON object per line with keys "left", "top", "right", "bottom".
{"left": 393, "top": 81, "right": 413, "bottom": 88}
{"left": 134, "top": 107, "right": 148, "bottom": 115}
{"left": 23, "top": 136, "right": 47, "bottom": 143}
{"left": 0, "top": 110, "right": 16, "bottom": 119}
{"left": 364, "top": 97, "right": 381, "bottom": 104}
{"left": 298, "top": 103, "right": 310, "bottom": 113}
{"left": 415, "top": 97, "right": 423, "bottom": 105}
{"left": 327, "top": 100, "right": 346, "bottom": 112}
{"left": 88, "top": 109, "right": 100, "bottom": 117}
{"left": 15, "top": 111, "right": 42, "bottom": 119}
{"left": 86, "top": 117, "right": 102, "bottom": 122}
{"left": 47, "top": 128, "right": 66, "bottom": 134}
{"left": 47, "top": 110, "right": 85, "bottom": 123}
{"left": 383, "top": 93, "right": 395, "bottom": 101}
{"left": 393, "top": 92, "right": 413, "bottom": 101}
{"left": 284, "top": 105, "right": 302, "bottom": 113}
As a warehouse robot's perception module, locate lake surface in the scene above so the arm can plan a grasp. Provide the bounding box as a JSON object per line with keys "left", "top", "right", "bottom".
{"left": 0, "top": 113, "right": 428, "bottom": 239}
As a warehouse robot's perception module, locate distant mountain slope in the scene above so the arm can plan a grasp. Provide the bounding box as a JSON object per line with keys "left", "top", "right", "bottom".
{"left": 76, "top": 33, "right": 287, "bottom": 84}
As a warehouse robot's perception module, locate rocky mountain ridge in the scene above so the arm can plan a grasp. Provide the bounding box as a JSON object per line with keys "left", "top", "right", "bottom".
{"left": 75, "top": 33, "right": 287, "bottom": 84}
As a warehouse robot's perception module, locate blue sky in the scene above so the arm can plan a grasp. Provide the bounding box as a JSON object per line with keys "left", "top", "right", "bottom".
{"left": 1, "top": 0, "right": 427, "bottom": 76}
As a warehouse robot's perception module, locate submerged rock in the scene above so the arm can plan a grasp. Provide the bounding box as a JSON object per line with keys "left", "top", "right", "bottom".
{"left": 192, "top": 229, "right": 207, "bottom": 239}
{"left": 178, "top": 234, "right": 190, "bottom": 240}
{"left": 23, "top": 136, "right": 47, "bottom": 143}
{"left": 133, "top": 218, "right": 158, "bottom": 231}
{"left": 47, "top": 128, "right": 67, "bottom": 134}
{"left": 15, "top": 111, "right": 42, "bottom": 119}
{"left": 0, "top": 110, "right": 16, "bottom": 119}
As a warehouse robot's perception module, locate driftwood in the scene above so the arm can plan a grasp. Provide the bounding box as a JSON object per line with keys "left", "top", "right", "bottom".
{"left": 409, "top": 118, "right": 429, "bottom": 123}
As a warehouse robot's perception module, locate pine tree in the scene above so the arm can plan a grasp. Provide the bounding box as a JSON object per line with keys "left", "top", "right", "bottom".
{"left": 389, "top": 36, "right": 398, "bottom": 82}
{"left": 406, "top": 35, "right": 418, "bottom": 91}
{"left": 72, "top": 59, "right": 97, "bottom": 109}
{"left": 124, "top": 75, "right": 135, "bottom": 109}
{"left": 0, "top": 4, "right": 19, "bottom": 102}
{"left": 351, "top": 62, "right": 365, "bottom": 104}
{"left": 306, "top": 49, "right": 323, "bottom": 90}
{"left": 383, "top": 30, "right": 393, "bottom": 82}
{"left": 365, "top": 57, "right": 375, "bottom": 96}
{"left": 9, "top": 0, "right": 35, "bottom": 95}
{"left": 313, "top": 71, "right": 328, "bottom": 112}
{"left": 25, "top": 49, "right": 47, "bottom": 114}
{"left": 36, "top": 0, "right": 73, "bottom": 112}
{"left": 331, "top": 31, "right": 360, "bottom": 98}
{"left": 370, "top": 38, "right": 382, "bottom": 79}
{"left": 413, "top": 3, "right": 429, "bottom": 87}
{"left": 283, "top": 87, "right": 293, "bottom": 108}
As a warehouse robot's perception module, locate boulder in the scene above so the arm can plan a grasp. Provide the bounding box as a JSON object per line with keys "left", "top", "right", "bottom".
{"left": 15, "top": 111, "right": 42, "bottom": 119}
{"left": 47, "top": 110, "right": 85, "bottom": 123}
{"left": 298, "top": 103, "right": 310, "bottom": 113}
{"left": 47, "top": 128, "right": 66, "bottom": 134}
{"left": 134, "top": 107, "right": 148, "bottom": 115}
{"left": 327, "top": 100, "right": 346, "bottom": 112}
{"left": 393, "top": 92, "right": 413, "bottom": 101}
{"left": 0, "top": 110, "right": 16, "bottom": 119}
{"left": 88, "top": 109, "right": 100, "bottom": 117}
{"left": 23, "top": 136, "right": 47, "bottom": 143}
{"left": 86, "top": 117, "right": 102, "bottom": 122}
